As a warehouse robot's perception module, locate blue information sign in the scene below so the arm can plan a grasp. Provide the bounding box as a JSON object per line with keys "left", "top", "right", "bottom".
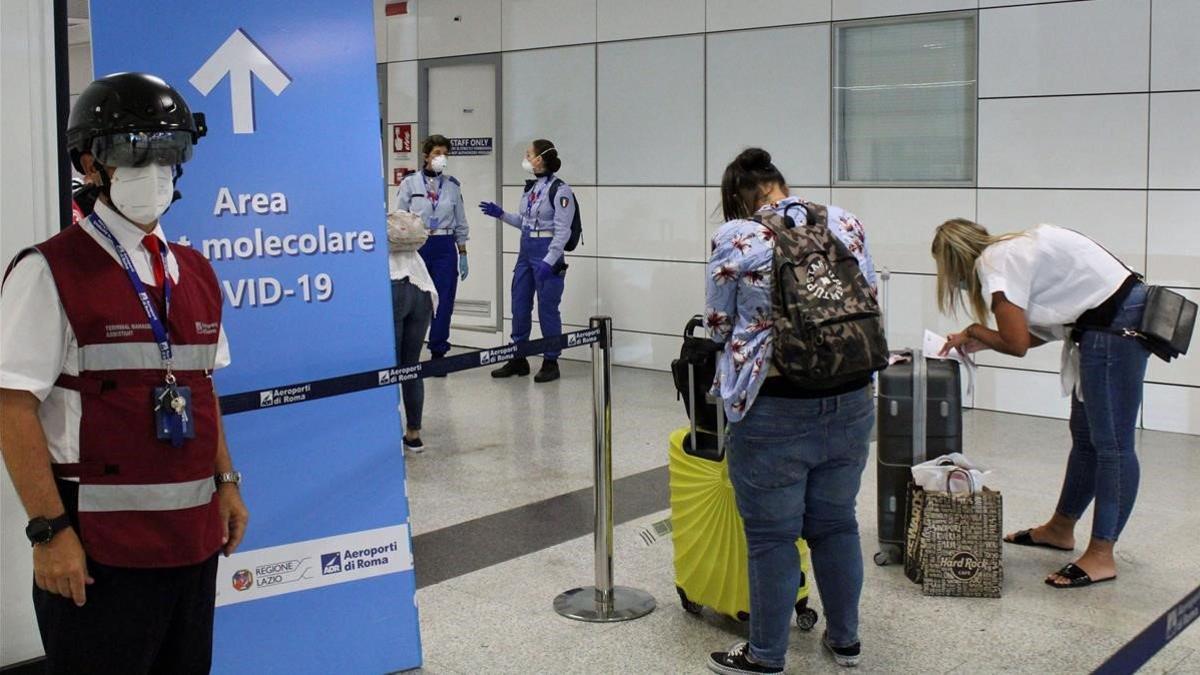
{"left": 91, "top": 1, "right": 420, "bottom": 672}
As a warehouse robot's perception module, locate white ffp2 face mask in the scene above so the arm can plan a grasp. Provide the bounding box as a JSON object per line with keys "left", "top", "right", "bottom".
{"left": 521, "top": 158, "right": 535, "bottom": 174}
{"left": 109, "top": 164, "right": 175, "bottom": 225}
{"left": 430, "top": 155, "right": 448, "bottom": 173}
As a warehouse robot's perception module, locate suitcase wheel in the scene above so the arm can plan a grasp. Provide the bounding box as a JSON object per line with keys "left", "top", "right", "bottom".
{"left": 794, "top": 602, "right": 819, "bottom": 632}
{"left": 735, "top": 611, "right": 750, "bottom": 623}
{"left": 676, "top": 586, "right": 703, "bottom": 616}
{"left": 873, "top": 551, "right": 891, "bottom": 567}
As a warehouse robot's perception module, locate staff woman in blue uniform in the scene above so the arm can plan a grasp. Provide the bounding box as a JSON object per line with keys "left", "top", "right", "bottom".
{"left": 396, "top": 134, "right": 469, "bottom": 364}
{"left": 479, "top": 139, "right": 574, "bottom": 383}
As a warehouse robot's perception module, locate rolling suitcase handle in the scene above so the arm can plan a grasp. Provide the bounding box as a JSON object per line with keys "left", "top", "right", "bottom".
{"left": 912, "top": 348, "right": 927, "bottom": 465}
{"left": 685, "top": 360, "right": 726, "bottom": 461}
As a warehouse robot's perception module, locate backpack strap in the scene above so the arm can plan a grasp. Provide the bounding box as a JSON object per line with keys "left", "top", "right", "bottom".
{"left": 547, "top": 178, "right": 563, "bottom": 203}
{"left": 523, "top": 178, "right": 537, "bottom": 193}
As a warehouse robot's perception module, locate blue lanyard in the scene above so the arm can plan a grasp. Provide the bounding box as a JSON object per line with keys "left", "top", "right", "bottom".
{"left": 424, "top": 173, "right": 444, "bottom": 212}
{"left": 89, "top": 213, "right": 174, "bottom": 369}
{"left": 524, "top": 175, "right": 552, "bottom": 221}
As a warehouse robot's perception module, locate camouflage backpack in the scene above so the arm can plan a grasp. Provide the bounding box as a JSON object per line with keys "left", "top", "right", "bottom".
{"left": 750, "top": 203, "right": 888, "bottom": 388}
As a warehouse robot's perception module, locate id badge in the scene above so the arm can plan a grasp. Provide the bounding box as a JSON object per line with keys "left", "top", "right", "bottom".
{"left": 428, "top": 217, "right": 440, "bottom": 230}
{"left": 153, "top": 385, "right": 196, "bottom": 446}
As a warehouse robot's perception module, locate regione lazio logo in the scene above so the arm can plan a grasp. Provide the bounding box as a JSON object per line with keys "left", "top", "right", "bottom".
{"left": 232, "top": 569, "right": 253, "bottom": 591}
{"left": 321, "top": 552, "right": 343, "bottom": 575}
{"left": 189, "top": 28, "right": 291, "bottom": 134}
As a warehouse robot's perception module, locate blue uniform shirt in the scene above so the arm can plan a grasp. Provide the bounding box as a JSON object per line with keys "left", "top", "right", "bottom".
{"left": 397, "top": 171, "right": 470, "bottom": 246}
{"left": 500, "top": 174, "right": 575, "bottom": 266}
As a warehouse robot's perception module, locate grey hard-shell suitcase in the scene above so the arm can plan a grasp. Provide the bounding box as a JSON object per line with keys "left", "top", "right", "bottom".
{"left": 873, "top": 350, "right": 962, "bottom": 566}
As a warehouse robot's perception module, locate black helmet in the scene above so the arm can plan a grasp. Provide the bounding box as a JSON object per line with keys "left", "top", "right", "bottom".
{"left": 67, "top": 72, "right": 207, "bottom": 172}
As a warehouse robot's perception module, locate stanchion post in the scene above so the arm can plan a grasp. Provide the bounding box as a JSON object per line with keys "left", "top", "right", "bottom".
{"left": 554, "top": 316, "right": 656, "bottom": 623}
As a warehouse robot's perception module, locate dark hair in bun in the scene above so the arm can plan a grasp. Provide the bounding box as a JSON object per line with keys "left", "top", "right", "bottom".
{"left": 532, "top": 138, "right": 562, "bottom": 174}
{"left": 720, "top": 147, "right": 787, "bottom": 221}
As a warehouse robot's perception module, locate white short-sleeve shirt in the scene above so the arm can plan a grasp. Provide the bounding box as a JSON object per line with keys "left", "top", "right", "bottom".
{"left": 977, "top": 224, "right": 1131, "bottom": 396}
{"left": 0, "top": 202, "right": 231, "bottom": 465}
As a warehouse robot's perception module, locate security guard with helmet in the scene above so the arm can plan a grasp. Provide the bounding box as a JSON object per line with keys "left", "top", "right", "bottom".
{"left": 0, "top": 72, "right": 249, "bottom": 674}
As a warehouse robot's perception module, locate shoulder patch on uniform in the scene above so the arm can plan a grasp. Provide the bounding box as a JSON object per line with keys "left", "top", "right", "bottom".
{"left": 560, "top": 196, "right": 570, "bottom": 208}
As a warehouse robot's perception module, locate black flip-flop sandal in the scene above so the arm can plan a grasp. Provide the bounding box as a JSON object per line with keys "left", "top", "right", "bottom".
{"left": 1045, "top": 563, "right": 1116, "bottom": 589}
{"left": 1006, "top": 529, "right": 1074, "bottom": 552}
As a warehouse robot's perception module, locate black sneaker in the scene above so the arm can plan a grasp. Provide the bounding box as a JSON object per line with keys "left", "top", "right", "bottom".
{"left": 707, "top": 642, "right": 782, "bottom": 675}
{"left": 533, "top": 359, "right": 560, "bottom": 383}
{"left": 490, "top": 357, "right": 530, "bottom": 378}
{"left": 429, "top": 353, "right": 447, "bottom": 378}
{"left": 403, "top": 437, "right": 424, "bottom": 453}
{"left": 822, "top": 632, "right": 862, "bottom": 668}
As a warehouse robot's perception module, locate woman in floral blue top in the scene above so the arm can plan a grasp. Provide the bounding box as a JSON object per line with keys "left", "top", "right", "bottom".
{"left": 705, "top": 149, "right": 878, "bottom": 675}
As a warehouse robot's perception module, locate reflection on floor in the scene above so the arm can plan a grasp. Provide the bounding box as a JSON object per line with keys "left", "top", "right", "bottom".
{"left": 405, "top": 359, "right": 1200, "bottom": 674}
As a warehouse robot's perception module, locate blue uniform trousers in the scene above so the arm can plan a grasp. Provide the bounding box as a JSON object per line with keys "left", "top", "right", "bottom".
{"left": 418, "top": 235, "right": 458, "bottom": 356}
{"left": 511, "top": 237, "right": 565, "bottom": 359}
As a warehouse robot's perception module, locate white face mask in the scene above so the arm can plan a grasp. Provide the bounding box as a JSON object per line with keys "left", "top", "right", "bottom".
{"left": 429, "top": 155, "right": 448, "bottom": 173}
{"left": 521, "top": 158, "right": 535, "bottom": 174}
{"left": 109, "top": 164, "right": 175, "bottom": 225}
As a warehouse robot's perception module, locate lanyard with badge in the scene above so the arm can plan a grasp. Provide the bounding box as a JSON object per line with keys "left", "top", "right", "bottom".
{"left": 89, "top": 213, "right": 195, "bottom": 448}
{"left": 424, "top": 173, "right": 444, "bottom": 229}
{"left": 523, "top": 176, "right": 551, "bottom": 226}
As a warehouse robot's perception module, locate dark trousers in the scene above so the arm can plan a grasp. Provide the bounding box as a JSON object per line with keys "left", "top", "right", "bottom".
{"left": 33, "top": 480, "right": 219, "bottom": 675}
{"left": 418, "top": 235, "right": 459, "bottom": 357}
{"left": 391, "top": 278, "right": 434, "bottom": 429}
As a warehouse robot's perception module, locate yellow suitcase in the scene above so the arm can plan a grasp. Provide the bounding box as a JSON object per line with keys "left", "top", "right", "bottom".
{"left": 668, "top": 427, "right": 818, "bottom": 630}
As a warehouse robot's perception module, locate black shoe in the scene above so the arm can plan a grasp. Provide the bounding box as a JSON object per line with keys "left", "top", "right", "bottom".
{"left": 403, "top": 436, "right": 424, "bottom": 453}
{"left": 430, "top": 353, "right": 447, "bottom": 378}
{"left": 822, "top": 632, "right": 862, "bottom": 668}
{"left": 707, "top": 643, "right": 782, "bottom": 675}
{"left": 490, "top": 357, "right": 530, "bottom": 378}
{"left": 533, "top": 359, "right": 560, "bottom": 383}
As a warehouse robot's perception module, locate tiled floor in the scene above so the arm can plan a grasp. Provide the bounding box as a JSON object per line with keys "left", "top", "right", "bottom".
{"left": 404, "top": 359, "right": 1200, "bottom": 674}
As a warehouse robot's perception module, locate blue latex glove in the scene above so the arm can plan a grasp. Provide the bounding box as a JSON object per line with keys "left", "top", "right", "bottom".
{"left": 534, "top": 260, "right": 554, "bottom": 283}
{"left": 479, "top": 201, "right": 504, "bottom": 218}
{"left": 458, "top": 254, "right": 469, "bottom": 281}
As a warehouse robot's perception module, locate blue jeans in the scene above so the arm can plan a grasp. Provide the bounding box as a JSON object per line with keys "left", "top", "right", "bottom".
{"left": 1055, "top": 283, "right": 1150, "bottom": 542}
{"left": 727, "top": 387, "right": 874, "bottom": 668}
{"left": 510, "top": 237, "right": 565, "bottom": 359}
{"left": 391, "top": 279, "right": 433, "bottom": 430}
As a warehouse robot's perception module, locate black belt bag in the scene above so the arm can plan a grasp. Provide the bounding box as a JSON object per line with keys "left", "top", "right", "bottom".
{"left": 1137, "top": 286, "right": 1196, "bottom": 361}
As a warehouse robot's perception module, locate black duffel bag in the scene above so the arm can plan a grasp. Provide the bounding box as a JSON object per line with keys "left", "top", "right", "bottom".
{"left": 670, "top": 316, "right": 725, "bottom": 461}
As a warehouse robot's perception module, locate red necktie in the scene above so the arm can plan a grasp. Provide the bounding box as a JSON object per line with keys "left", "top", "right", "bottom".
{"left": 142, "top": 235, "right": 166, "bottom": 287}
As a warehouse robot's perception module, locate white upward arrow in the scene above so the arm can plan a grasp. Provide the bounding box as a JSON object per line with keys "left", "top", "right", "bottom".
{"left": 190, "top": 29, "right": 291, "bottom": 135}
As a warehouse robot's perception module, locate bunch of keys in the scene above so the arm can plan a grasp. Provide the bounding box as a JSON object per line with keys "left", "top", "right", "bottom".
{"left": 154, "top": 372, "right": 194, "bottom": 447}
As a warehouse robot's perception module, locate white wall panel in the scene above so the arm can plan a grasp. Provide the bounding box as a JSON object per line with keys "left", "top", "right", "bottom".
{"left": 1147, "top": 191, "right": 1200, "bottom": 289}
{"left": 611, "top": 330, "right": 684, "bottom": 371}
{"left": 502, "top": 0, "right": 596, "bottom": 51}
{"left": 598, "top": 0, "right": 704, "bottom": 42}
{"left": 1149, "top": 92, "right": 1200, "bottom": 190}
{"left": 706, "top": 25, "right": 830, "bottom": 186}
{"left": 597, "top": 259, "right": 705, "bottom": 334}
{"left": 385, "top": 0, "right": 419, "bottom": 62}
{"left": 830, "top": 188, "right": 976, "bottom": 274}
{"left": 976, "top": 189, "right": 1148, "bottom": 272}
{"left": 500, "top": 185, "right": 597, "bottom": 255}
{"left": 68, "top": 43, "right": 91, "bottom": 95}
{"left": 1152, "top": 0, "right": 1200, "bottom": 91}
{"left": 1143, "top": 383, "right": 1200, "bottom": 435}
{"left": 386, "top": 60, "right": 419, "bottom": 123}
{"left": 879, "top": 272, "right": 965, "bottom": 352}
{"left": 978, "top": 95, "right": 1149, "bottom": 189}
{"left": 502, "top": 45, "right": 596, "bottom": 186}
{"left": 502, "top": 253, "right": 599, "bottom": 327}
{"left": 833, "top": 0, "right": 976, "bottom": 21}
{"left": 596, "top": 188, "right": 707, "bottom": 262}
{"left": 1145, "top": 289, "right": 1200, "bottom": 388}
{"left": 705, "top": 0, "right": 829, "bottom": 32}
{"left": 418, "top": 0, "right": 501, "bottom": 59}
{"left": 598, "top": 36, "right": 704, "bottom": 185}
{"left": 974, "top": 367, "right": 1071, "bottom": 420}
{"left": 374, "top": 0, "right": 387, "bottom": 63}
{"left": 979, "top": 0, "right": 1149, "bottom": 98}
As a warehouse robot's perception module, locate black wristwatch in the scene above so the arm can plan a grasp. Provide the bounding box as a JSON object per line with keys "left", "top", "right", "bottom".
{"left": 26, "top": 514, "right": 72, "bottom": 546}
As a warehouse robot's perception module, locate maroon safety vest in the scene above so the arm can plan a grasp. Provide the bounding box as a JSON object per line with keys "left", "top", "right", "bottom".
{"left": 28, "top": 224, "right": 224, "bottom": 568}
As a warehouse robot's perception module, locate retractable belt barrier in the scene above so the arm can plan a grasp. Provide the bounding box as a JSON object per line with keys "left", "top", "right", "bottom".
{"left": 217, "top": 327, "right": 602, "bottom": 415}
{"left": 1093, "top": 582, "right": 1200, "bottom": 674}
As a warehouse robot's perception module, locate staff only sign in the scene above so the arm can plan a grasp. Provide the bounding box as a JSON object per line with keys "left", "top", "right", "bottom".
{"left": 91, "top": 1, "right": 420, "bottom": 672}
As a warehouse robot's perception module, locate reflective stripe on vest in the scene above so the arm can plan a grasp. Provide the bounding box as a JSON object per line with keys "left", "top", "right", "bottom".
{"left": 78, "top": 342, "right": 217, "bottom": 372}
{"left": 78, "top": 476, "right": 216, "bottom": 513}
